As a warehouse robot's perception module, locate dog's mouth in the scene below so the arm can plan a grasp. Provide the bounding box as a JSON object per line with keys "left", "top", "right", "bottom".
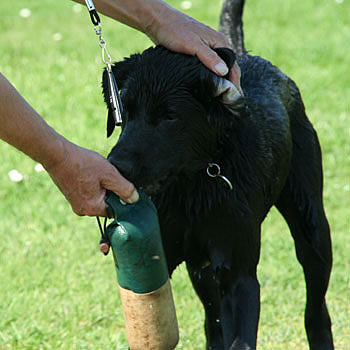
{"left": 141, "top": 172, "right": 173, "bottom": 197}
{"left": 108, "top": 157, "right": 175, "bottom": 197}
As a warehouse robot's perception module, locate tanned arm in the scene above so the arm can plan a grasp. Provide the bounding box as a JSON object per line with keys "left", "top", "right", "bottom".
{"left": 0, "top": 73, "right": 138, "bottom": 216}
{"left": 72, "top": 0, "right": 241, "bottom": 86}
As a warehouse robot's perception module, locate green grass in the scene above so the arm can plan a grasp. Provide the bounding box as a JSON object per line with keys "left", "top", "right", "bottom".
{"left": 0, "top": 0, "right": 349, "bottom": 349}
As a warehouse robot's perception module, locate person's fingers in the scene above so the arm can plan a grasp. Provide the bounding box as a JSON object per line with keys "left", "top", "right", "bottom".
{"left": 100, "top": 163, "right": 139, "bottom": 204}
{"left": 194, "top": 41, "right": 242, "bottom": 96}
{"left": 46, "top": 141, "right": 139, "bottom": 217}
{"left": 151, "top": 10, "right": 242, "bottom": 90}
{"left": 149, "top": 9, "right": 231, "bottom": 75}
{"left": 87, "top": 188, "right": 108, "bottom": 218}
{"left": 228, "top": 61, "right": 243, "bottom": 95}
{"left": 69, "top": 185, "right": 106, "bottom": 217}
{"left": 194, "top": 42, "right": 229, "bottom": 76}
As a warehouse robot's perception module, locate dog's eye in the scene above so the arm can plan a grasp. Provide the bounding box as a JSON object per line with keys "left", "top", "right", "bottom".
{"left": 165, "top": 113, "right": 177, "bottom": 121}
{"left": 152, "top": 106, "right": 178, "bottom": 124}
{"left": 148, "top": 99, "right": 181, "bottom": 125}
{"left": 151, "top": 113, "right": 177, "bottom": 126}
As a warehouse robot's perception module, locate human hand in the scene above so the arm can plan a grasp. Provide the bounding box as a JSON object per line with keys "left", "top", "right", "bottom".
{"left": 0, "top": 71, "right": 138, "bottom": 218}
{"left": 45, "top": 140, "right": 138, "bottom": 217}
{"left": 72, "top": 0, "right": 241, "bottom": 91}
{"left": 145, "top": 5, "right": 241, "bottom": 91}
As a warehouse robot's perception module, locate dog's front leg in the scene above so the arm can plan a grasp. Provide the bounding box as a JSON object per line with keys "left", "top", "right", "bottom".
{"left": 218, "top": 273, "right": 260, "bottom": 350}
{"left": 188, "top": 207, "right": 262, "bottom": 349}
{"left": 187, "top": 264, "right": 260, "bottom": 350}
{"left": 187, "top": 263, "right": 225, "bottom": 350}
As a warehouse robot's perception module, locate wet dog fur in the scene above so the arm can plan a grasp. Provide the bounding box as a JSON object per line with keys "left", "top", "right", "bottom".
{"left": 102, "top": 1, "right": 334, "bottom": 349}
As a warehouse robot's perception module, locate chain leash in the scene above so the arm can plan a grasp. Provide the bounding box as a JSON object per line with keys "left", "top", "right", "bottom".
{"left": 84, "top": 0, "right": 123, "bottom": 126}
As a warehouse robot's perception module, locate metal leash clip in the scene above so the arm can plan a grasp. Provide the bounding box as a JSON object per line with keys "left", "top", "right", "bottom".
{"left": 85, "top": 0, "right": 100, "bottom": 25}
{"left": 85, "top": 0, "right": 123, "bottom": 126}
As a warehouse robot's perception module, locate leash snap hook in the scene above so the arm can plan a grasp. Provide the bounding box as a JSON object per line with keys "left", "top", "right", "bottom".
{"left": 85, "top": 0, "right": 100, "bottom": 26}
{"left": 207, "top": 163, "right": 233, "bottom": 190}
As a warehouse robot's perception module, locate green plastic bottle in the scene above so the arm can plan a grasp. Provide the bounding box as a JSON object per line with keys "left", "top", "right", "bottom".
{"left": 105, "top": 191, "right": 179, "bottom": 350}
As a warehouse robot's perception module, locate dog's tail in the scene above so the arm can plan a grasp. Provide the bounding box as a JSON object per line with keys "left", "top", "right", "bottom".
{"left": 219, "top": 0, "right": 246, "bottom": 55}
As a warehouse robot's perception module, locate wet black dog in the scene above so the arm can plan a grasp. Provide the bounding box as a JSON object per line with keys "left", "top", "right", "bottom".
{"left": 102, "top": 1, "right": 333, "bottom": 349}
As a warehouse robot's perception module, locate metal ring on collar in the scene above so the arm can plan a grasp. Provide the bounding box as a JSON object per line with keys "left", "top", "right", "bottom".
{"left": 206, "top": 163, "right": 233, "bottom": 190}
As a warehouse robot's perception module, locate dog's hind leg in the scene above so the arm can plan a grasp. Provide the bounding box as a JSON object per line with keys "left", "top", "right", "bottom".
{"left": 275, "top": 103, "right": 334, "bottom": 349}
{"left": 276, "top": 186, "right": 333, "bottom": 349}
{"left": 187, "top": 263, "right": 225, "bottom": 349}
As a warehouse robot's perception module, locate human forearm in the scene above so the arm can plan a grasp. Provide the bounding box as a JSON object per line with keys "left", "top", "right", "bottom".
{"left": 0, "top": 72, "right": 138, "bottom": 214}
{"left": 0, "top": 73, "right": 66, "bottom": 169}
{"left": 71, "top": 0, "right": 242, "bottom": 81}
{"left": 72, "top": 0, "right": 168, "bottom": 35}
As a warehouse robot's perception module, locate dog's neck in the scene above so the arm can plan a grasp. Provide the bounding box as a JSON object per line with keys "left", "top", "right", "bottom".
{"left": 153, "top": 103, "right": 256, "bottom": 221}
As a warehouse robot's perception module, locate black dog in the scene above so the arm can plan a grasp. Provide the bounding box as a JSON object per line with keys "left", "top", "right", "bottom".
{"left": 102, "top": 1, "right": 333, "bottom": 349}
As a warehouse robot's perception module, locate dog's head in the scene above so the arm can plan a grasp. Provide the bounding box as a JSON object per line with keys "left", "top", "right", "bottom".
{"left": 103, "top": 46, "right": 244, "bottom": 195}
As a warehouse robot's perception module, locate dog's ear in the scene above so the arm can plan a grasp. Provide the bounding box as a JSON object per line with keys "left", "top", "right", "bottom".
{"left": 212, "top": 47, "right": 241, "bottom": 106}
{"left": 213, "top": 47, "right": 236, "bottom": 79}
{"left": 213, "top": 76, "right": 242, "bottom": 106}
{"left": 102, "top": 54, "right": 141, "bottom": 137}
{"left": 204, "top": 75, "right": 245, "bottom": 128}
{"left": 196, "top": 48, "right": 242, "bottom": 110}
{"left": 194, "top": 49, "right": 244, "bottom": 126}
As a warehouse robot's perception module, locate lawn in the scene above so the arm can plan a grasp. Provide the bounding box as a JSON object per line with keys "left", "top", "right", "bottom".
{"left": 0, "top": 0, "right": 349, "bottom": 349}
